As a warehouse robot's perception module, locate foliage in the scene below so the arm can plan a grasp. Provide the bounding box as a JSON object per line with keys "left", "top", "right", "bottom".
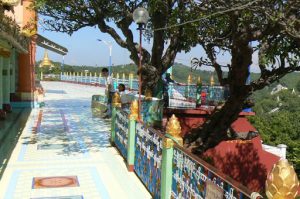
{"left": 297, "top": 80, "right": 300, "bottom": 92}
{"left": 0, "top": 3, "right": 29, "bottom": 52}
{"left": 35, "top": 0, "right": 200, "bottom": 90}
{"left": 250, "top": 90, "right": 300, "bottom": 176}
{"left": 250, "top": 112, "right": 300, "bottom": 176}
{"left": 35, "top": 0, "right": 300, "bottom": 153}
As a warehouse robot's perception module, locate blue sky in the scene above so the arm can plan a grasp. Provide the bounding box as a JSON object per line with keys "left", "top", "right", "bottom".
{"left": 36, "top": 22, "right": 260, "bottom": 72}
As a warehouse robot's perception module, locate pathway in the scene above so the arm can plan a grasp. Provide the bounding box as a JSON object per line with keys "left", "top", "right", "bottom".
{"left": 0, "top": 81, "right": 151, "bottom": 199}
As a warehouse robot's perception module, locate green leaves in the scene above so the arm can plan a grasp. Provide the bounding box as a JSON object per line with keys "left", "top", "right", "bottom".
{"left": 250, "top": 88, "right": 300, "bottom": 177}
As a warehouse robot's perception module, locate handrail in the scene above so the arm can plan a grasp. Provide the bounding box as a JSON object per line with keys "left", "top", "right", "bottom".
{"left": 173, "top": 142, "right": 253, "bottom": 197}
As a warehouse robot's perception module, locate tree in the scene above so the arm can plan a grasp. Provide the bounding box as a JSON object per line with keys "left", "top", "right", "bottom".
{"left": 36, "top": 0, "right": 300, "bottom": 153}
{"left": 183, "top": 0, "right": 300, "bottom": 153}
{"left": 250, "top": 111, "right": 300, "bottom": 177}
{"left": 35, "top": 0, "right": 199, "bottom": 92}
{"left": 297, "top": 80, "right": 300, "bottom": 92}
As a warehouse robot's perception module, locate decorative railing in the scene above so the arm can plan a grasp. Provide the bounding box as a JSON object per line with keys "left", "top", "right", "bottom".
{"left": 110, "top": 99, "right": 260, "bottom": 199}
{"left": 114, "top": 108, "right": 129, "bottom": 158}
{"left": 134, "top": 123, "right": 163, "bottom": 198}
{"left": 60, "top": 73, "right": 139, "bottom": 90}
{"left": 172, "top": 146, "right": 251, "bottom": 199}
{"left": 168, "top": 84, "right": 229, "bottom": 109}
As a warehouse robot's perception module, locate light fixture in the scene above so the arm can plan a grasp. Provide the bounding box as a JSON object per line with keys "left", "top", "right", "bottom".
{"left": 133, "top": 7, "right": 150, "bottom": 28}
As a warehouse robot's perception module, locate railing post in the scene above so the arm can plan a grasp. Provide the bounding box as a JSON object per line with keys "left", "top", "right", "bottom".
{"left": 161, "top": 114, "right": 183, "bottom": 199}
{"left": 196, "top": 76, "right": 202, "bottom": 106}
{"left": 111, "top": 92, "right": 121, "bottom": 144}
{"left": 127, "top": 100, "right": 138, "bottom": 172}
{"left": 129, "top": 73, "right": 133, "bottom": 90}
{"left": 185, "top": 74, "right": 192, "bottom": 99}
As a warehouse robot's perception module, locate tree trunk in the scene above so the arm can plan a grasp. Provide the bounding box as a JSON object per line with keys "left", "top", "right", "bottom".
{"left": 184, "top": 41, "right": 253, "bottom": 154}
{"left": 184, "top": 91, "right": 250, "bottom": 154}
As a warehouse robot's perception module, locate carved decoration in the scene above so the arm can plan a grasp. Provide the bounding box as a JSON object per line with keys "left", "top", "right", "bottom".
{"left": 266, "top": 159, "right": 299, "bottom": 199}
{"left": 166, "top": 114, "right": 181, "bottom": 139}
{"left": 112, "top": 92, "right": 121, "bottom": 107}
{"left": 129, "top": 100, "right": 138, "bottom": 120}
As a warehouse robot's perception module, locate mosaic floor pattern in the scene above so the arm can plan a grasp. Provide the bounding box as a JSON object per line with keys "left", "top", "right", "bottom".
{"left": 32, "top": 176, "right": 79, "bottom": 189}
{"left": 0, "top": 82, "right": 151, "bottom": 199}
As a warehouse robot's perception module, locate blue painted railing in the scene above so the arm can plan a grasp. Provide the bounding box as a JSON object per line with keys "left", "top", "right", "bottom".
{"left": 114, "top": 109, "right": 129, "bottom": 158}
{"left": 134, "top": 123, "right": 163, "bottom": 198}
{"left": 172, "top": 145, "right": 252, "bottom": 199}
{"left": 111, "top": 106, "right": 254, "bottom": 199}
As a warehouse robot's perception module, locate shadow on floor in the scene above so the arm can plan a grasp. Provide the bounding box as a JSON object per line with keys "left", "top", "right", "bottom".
{"left": 0, "top": 108, "right": 31, "bottom": 179}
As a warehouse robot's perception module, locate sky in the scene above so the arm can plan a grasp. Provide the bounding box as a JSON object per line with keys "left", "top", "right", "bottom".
{"left": 36, "top": 20, "right": 261, "bottom": 73}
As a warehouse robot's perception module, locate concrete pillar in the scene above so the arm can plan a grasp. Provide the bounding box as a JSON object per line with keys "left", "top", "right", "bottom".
{"left": 10, "top": 49, "right": 16, "bottom": 94}
{"left": 16, "top": 0, "right": 37, "bottom": 106}
{"left": 3, "top": 57, "right": 11, "bottom": 112}
{"left": 0, "top": 57, "right": 5, "bottom": 119}
{"left": 277, "top": 144, "right": 287, "bottom": 159}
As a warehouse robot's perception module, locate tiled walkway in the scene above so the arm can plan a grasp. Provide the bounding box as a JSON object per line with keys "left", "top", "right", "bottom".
{"left": 0, "top": 81, "right": 151, "bottom": 199}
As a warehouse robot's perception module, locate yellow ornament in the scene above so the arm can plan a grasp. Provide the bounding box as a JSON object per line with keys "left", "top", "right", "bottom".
{"left": 112, "top": 92, "right": 121, "bottom": 108}
{"left": 266, "top": 159, "right": 299, "bottom": 199}
{"left": 129, "top": 100, "right": 139, "bottom": 120}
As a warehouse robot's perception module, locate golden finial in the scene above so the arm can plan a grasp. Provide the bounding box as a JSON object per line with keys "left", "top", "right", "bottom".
{"left": 166, "top": 115, "right": 182, "bottom": 139}
{"left": 187, "top": 74, "right": 192, "bottom": 84}
{"left": 210, "top": 75, "right": 215, "bottom": 86}
{"left": 94, "top": 72, "right": 97, "bottom": 77}
{"left": 116, "top": 73, "right": 119, "bottom": 79}
{"left": 145, "top": 88, "right": 152, "bottom": 100}
{"left": 129, "top": 100, "right": 139, "bottom": 120}
{"left": 99, "top": 72, "right": 102, "bottom": 77}
{"left": 129, "top": 73, "right": 133, "bottom": 79}
{"left": 123, "top": 73, "right": 126, "bottom": 80}
{"left": 266, "top": 159, "right": 299, "bottom": 199}
{"left": 89, "top": 72, "right": 92, "bottom": 77}
{"left": 81, "top": 72, "right": 83, "bottom": 76}
{"left": 197, "top": 76, "right": 202, "bottom": 85}
{"left": 111, "top": 73, "right": 114, "bottom": 78}
{"left": 112, "top": 92, "right": 121, "bottom": 108}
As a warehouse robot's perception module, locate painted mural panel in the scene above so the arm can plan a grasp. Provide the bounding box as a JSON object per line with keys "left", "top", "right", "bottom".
{"left": 115, "top": 110, "right": 128, "bottom": 159}
{"left": 172, "top": 147, "right": 250, "bottom": 199}
{"left": 134, "top": 123, "right": 163, "bottom": 199}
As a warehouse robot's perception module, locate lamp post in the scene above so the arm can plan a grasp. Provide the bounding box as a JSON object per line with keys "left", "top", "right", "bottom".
{"left": 97, "top": 39, "right": 112, "bottom": 76}
{"left": 133, "top": 7, "right": 149, "bottom": 120}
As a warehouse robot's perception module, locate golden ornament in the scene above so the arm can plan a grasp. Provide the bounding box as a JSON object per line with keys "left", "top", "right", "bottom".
{"left": 266, "top": 159, "right": 299, "bottom": 199}
{"left": 129, "top": 100, "right": 138, "bottom": 120}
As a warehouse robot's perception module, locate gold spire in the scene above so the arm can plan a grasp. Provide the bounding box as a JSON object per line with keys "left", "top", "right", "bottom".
{"left": 165, "top": 114, "right": 183, "bottom": 147}
{"left": 145, "top": 88, "right": 152, "bottom": 100}
{"left": 166, "top": 115, "right": 182, "bottom": 139}
{"left": 210, "top": 75, "right": 215, "bottom": 86}
{"left": 129, "top": 100, "right": 139, "bottom": 120}
{"left": 266, "top": 159, "right": 299, "bottom": 199}
{"left": 40, "top": 50, "right": 52, "bottom": 67}
{"left": 112, "top": 92, "right": 121, "bottom": 108}
{"left": 187, "top": 74, "right": 192, "bottom": 84}
{"left": 197, "top": 76, "right": 202, "bottom": 85}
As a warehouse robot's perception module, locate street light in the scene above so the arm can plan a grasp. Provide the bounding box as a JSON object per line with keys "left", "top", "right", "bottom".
{"left": 133, "top": 7, "right": 149, "bottom": 120}
{"left": 97, "top": 39, "right": 112, "bottom": 76}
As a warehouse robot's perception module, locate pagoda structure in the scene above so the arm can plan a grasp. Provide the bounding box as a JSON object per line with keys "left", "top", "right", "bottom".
{"left": 39, "top": 50, "right": 54, "bottom": 80}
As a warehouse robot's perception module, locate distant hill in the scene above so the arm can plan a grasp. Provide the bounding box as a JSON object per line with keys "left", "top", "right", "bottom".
{"left": 36, "top": 60, "right": 299, "bottom": 88}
